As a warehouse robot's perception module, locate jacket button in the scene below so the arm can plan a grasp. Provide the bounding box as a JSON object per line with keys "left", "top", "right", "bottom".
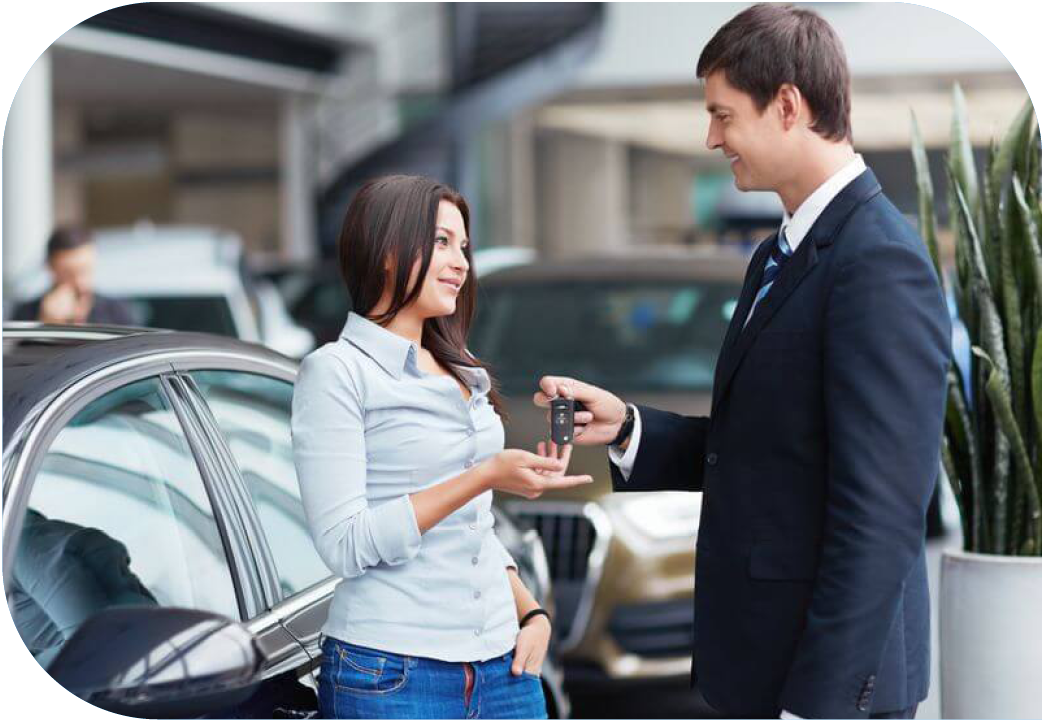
{"left": 706, "top": 453, "right": 718, "bottom": 466}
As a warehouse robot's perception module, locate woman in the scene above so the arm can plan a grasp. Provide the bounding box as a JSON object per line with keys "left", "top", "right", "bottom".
{"left": 291, "top": 175, "right": 591, "bottom": 719}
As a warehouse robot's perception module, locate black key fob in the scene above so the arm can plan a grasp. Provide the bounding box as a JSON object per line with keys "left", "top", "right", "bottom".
{"left": 550, "top": 398, "right": 586, "bottom": 445}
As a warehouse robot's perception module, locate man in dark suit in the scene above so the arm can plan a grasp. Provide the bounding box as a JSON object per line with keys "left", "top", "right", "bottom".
{"left": 11, "top": 226, "right": 135, "bottom": 326}
{"left": 534, "top": 5, "right": 950, "bottom": 719}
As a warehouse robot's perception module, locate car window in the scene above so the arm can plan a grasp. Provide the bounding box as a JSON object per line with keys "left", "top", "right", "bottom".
{"left": 189, "top": 370, "right": 331, "bottom": 597}
{"left": 470, "top": 280, "right": 742, "bottom": 395}
{"left": 120, "top": 295, "right": 238, "bottom": 337}
{"left": 12, "top": 377, "right": 240, "bottom": 667}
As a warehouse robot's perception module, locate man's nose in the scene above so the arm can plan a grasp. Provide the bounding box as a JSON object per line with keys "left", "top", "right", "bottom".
{"left": 706, "top": 127, "right": 721, "bottom": 151}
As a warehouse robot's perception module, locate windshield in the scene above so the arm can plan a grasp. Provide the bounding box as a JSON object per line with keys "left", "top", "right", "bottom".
{"left": 119, "top": 296, "right": 238, "bottom": 338}
{"left": 470, "top": 280, "right": 741, "bottom": 396}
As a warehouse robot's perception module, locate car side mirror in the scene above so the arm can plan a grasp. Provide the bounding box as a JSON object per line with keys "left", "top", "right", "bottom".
{"left": 46, "top": 606, "right": 263, "bottom": 718}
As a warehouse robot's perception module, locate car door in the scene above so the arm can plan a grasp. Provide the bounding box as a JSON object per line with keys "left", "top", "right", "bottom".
{"left": 5, "top": 372, "right": 252, "bottom": 682}
{"left": 172, "top": 363, "right": 335, "bottom": 717}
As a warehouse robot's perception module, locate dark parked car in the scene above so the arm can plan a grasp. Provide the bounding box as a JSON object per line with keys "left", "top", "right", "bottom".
{"left": 2, "top": 323, "right": 568, "bottom": 718}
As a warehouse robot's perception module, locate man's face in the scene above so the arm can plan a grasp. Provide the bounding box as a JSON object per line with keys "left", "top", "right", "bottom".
{"left": 48, "top": 244, "right": 96, "bottom": 297}
{"left": 704, "top": 71, "right": 786, "bottom": 192}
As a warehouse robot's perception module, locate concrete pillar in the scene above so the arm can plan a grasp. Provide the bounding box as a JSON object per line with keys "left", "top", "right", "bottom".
{"left": 507, "top": 112, "right": 536, "bottom": 250}
{"left": 536, "top": 130, "right": 628, "bottom": 260}
{"left": 280, "top": 96, "right": 316, "bottom": 263}
{"left": 629, "top": 148, "right": 696, "bottom": 246}
{"left": 3, "top": 52, "right": 53, "bottom": 299}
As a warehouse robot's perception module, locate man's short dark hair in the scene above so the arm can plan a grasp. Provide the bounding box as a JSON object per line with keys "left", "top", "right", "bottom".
{"left": 696, "top": 3, "right": 852, "bottom": 143}
{"left": 46, "top": 226, "right": 93, "bottom": 260}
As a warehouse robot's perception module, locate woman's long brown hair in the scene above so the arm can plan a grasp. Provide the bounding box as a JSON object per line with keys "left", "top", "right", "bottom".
{"left": 338, "top": 174, "right": 507, "bottom": 417}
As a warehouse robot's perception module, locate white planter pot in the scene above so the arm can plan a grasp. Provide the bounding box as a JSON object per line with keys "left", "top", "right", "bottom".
{"left": 940, "top": 549, "right": 1042, "bottom": 719}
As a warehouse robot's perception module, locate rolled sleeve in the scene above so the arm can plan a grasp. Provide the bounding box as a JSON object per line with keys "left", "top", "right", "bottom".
{"left": 291, "top": 352, "right": 422, "bottom": 578}
{"left": 492, "top": 534, "right": 518, "bottom": 571}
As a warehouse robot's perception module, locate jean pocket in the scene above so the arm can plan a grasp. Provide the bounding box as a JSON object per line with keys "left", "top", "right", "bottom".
{"left": 332, "top": 642, "right": 410, "bottom": 695}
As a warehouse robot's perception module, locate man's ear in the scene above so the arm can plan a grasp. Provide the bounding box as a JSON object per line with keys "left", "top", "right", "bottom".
{"left": 775, "top": 83, "right": 804, "bottom": 132}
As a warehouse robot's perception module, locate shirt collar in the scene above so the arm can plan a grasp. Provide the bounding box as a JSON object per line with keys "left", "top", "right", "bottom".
{"left": 339, "top": 312, "right": 491, "bottom": 395}
{"left": 780, "top": 154, "right": 867, "bottom": 252}
{"left": 340, "top": 312, "right": 417, "bottom": 380}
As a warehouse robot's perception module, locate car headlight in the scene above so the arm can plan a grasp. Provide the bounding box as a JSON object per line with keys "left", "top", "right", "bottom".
{"left": 617, "top": 492, "right": 702, "bottom": 540}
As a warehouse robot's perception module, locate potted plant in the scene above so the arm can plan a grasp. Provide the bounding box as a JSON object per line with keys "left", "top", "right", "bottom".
{"left": 911, "top": 86, "right": 1041, "bottom": 719}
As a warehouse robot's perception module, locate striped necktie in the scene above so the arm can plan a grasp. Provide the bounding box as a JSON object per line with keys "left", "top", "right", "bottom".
{"left": 744, "top": 228, "right": 794, "bottom": 328}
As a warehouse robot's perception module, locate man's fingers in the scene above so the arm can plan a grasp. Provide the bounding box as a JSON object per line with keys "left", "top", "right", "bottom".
{"left": 560, "top": 443, "right": 573, "bottom": 464}
{"left": 537, "top": 441, "right": 546, "bottom": 457}
{"left": 575, "top": 411, "right": 594, "bottom": 425}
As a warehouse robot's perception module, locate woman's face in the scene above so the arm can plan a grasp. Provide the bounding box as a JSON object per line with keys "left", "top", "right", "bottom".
{"left": 407, "top": 199, "right": 470, "bottom": 320}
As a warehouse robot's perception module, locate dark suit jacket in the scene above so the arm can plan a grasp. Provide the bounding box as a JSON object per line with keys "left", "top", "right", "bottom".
{"left": 12, "top": 292, "right": 135, "bottom": 326}
{"left": 610, "top": 169, "right": 951, "bottom": 718}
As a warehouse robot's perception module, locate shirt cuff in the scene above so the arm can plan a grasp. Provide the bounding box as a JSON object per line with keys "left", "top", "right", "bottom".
{"left": 606, "top": 405, "right": 642, "bottom": 481}
{"left": 780, "top": 711, "right": 802, "bottom": 719}
{"left": 370, "top": 495, "right": 423, "bottom": 565}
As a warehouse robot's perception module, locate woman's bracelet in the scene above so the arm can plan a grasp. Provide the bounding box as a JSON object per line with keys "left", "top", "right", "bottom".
{"left": 520, "top": 608, "right": 551, "bottom": 628}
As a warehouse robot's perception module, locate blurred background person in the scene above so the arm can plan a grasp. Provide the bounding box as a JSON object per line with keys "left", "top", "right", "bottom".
{"left": 11, "top": 226, "right": 133, "bottom": 325}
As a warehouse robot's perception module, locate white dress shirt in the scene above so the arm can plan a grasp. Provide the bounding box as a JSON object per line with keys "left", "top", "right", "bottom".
{"left": 291, "top": 312, "right": 519, "bottom": 661}
{"left": 611, "top": 156, "right": 867, "bottom": 484}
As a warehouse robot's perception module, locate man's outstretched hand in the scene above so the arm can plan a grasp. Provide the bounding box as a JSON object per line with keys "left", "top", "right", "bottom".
{"left": 534, "top": 376, "right": 627, "bottom": 446}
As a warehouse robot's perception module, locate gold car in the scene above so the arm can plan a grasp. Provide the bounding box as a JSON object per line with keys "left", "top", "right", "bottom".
{"left": 472, "top": 248, "right": 747, "bottom": 688}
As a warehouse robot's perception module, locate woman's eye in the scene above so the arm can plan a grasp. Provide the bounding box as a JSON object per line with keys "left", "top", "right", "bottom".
{"left": 435, "top": 236, "right": 449, "bottom": 246}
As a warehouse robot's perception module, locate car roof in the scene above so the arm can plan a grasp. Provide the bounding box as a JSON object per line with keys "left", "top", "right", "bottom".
{"left": 478, "top": 247, "right": 753, "bottom": 284}
{"left": 2, "top": 323, "right": 293, "bottom": 450}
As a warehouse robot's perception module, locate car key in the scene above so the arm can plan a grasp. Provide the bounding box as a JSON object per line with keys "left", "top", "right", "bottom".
{"left": 550, "top": 397, "right": 587, "bottom": 445}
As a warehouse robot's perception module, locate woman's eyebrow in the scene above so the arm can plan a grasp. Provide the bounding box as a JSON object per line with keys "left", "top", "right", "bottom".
{"left": 436, "top": 225, "right": 468, "bottom": 243}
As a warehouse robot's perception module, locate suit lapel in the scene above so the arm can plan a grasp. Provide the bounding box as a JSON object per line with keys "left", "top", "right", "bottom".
{"left": 712, "top": 235, "right": 774, "bottom": 409}
{"left": 710, "top": 168, "right": 884, "bottom": 412}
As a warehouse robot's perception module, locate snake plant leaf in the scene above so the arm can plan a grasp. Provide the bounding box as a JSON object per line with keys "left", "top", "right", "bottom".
{"left": 912, "top": 111, "right": 942, "bottom": 283}
{"left": 1033, "top": 325, "right": 1042, "bottom": 455}
{"left": 941, "top": 437, "right": 971, "bottom": 544}
{"left": 972, "top": 346, "right": 1013, "bottom": 552}
{"left": 1012, "top": 176, "right": 1042, "bottom": 318}
{"left": 996, "top": 187, "right": 1027, "bottom": 427}
{"left": 947, "top": 369, "right": 985, "bottom": 550}
{"left": 950, "top": 84, "right": 980, "bottom": 220}
{"left": 977, "top": 346, "right": 1042, "bottom": 553}
{"left": 990, "top": 98, "right": 1036, "bottom": 205}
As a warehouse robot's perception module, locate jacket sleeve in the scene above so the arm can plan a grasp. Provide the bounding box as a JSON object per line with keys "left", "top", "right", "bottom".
{"left": 778, "top": 237, "right": 950, "bottom": 718}
{"left": 291, "top": 352, "right": 422, "bottom": 579}
{"left": 610, "top": 404, "right": 709, "bottom": 493}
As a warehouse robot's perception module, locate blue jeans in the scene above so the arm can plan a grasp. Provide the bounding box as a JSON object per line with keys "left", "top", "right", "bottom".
{"left": 319, "top": 637, "right": 548, "bottom": 719}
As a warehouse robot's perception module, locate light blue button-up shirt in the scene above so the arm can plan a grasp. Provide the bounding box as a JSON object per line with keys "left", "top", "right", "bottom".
{"left": 291, "top": 312, "right": 519, "bottom": 661}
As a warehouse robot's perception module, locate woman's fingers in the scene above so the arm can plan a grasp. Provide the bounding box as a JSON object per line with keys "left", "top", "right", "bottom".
{"left": 547, "top": 474, "right": 593, "bottom": 488}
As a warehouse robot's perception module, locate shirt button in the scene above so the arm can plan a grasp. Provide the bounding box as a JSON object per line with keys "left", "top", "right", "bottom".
{"left": 706, "top": 453, "right": 718, "bottom": 466}
{"left": 473, "top": 591, "right": 481, "bottom": 599}
{"left": 467, "top": 428, "right": 475, "bottom": 436}
{"left": 469, "top": 523, "right": 477, "bottom": 531}
{"left": 474, "top": 629, "right": 481, "bottom": 636}
{"left": 465, "top": 459, "right": 474, "bottom": 468}
{"left": 472, "top": 557, "right": 479, "bottom": 565}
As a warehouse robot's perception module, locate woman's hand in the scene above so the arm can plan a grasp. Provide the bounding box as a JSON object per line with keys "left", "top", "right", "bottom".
{"left": 512, "top": 615, "right": 551, "bottom": 677}
{"left": 480, "top": 448, "right": 592, "bottom": 499}
{"left": 533, "top": 376, "right": 627, "bottom": 446}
